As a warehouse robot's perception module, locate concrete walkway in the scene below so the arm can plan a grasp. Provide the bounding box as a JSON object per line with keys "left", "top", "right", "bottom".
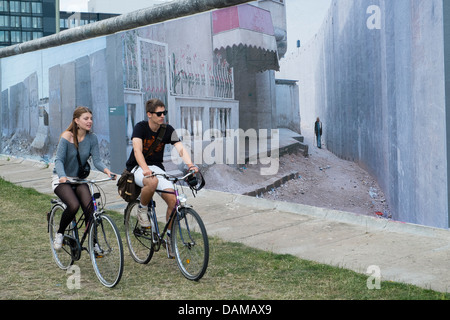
{"left": 1, "top": 154, "right": 450, "bottom": 293}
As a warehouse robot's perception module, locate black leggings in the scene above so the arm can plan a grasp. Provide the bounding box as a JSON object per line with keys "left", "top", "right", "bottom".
{"left": 54, "top": 183, "right": 93, "bottom": 234}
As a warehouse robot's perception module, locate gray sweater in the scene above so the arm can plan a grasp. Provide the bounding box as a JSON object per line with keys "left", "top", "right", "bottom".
{"left": 54, "top": 133, "right": 107, "bottom": 178}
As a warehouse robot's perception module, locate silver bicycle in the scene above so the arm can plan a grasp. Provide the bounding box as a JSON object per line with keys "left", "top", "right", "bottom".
{"left": 47, "top": 175, "right": 124, "bottom": 288}
{"left": 124, "top": 170, "right": 208, "bottom": 281}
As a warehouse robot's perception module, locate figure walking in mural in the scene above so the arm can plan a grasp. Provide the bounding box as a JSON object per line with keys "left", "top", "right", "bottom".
{"left": 315, "top": 117, "right": 323, "bottom": 149}
{"left": 52, "top": 107, "right": 115, "bottom": 250}
{"left": 125, "top": 98, "right": 198, "bottom": 258}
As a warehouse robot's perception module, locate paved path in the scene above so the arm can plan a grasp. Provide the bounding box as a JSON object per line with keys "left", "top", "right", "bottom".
{"left": 1, "top": 154, "right": 450, "bottom": 293}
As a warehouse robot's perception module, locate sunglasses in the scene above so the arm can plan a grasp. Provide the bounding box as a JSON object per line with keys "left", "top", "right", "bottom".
{"left": 151, "top": 110, "right": 168, "bottom": 117}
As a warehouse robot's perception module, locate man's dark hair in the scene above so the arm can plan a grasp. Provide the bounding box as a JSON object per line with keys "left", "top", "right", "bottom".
{"left": 146, "top": 98, "right": 165, "bottom": 114}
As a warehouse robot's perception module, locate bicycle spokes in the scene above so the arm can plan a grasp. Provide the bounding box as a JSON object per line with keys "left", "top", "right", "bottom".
{"left": 64, "top": 235, "right": 81, "bottom": 261}
{"left": 133, "top": 225, "right": 153, "bottom": 249}
{"left": 89, "top": 215, "right": 124, "bottom": 288}
{"left": 124, "top": 201, "right": 154, "bottom": 264}
{"left": 177, "top": 215, "right": 196, "bottom": 248}
{"left": 123, "top": 175, "right": 209, "bottom": 281}
{"left": 172, "top": 208, "right": 209, "bottom": 281}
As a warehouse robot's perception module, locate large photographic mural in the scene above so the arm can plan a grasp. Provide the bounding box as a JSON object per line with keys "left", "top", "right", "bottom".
{"left": 1, "top": 38, "right": 109, "bottom": 159}
{"left": 0, "top": 2, "right": 286, "bottom": 174}
{"left": 3, "top": 0, "right": 450, "bottom": 229}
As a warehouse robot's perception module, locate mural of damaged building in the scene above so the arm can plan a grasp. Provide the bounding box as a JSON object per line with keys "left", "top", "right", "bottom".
{"left": 279, "top": 0, "right": 450, "bottom": 229}
{"left": 0, "top": 0, "right": 294, "bottom": 173}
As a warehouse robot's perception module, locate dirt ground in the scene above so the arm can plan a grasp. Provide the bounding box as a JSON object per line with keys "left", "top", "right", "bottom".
{"left": 202, "top": 129, "right": 391, "bottom": 219}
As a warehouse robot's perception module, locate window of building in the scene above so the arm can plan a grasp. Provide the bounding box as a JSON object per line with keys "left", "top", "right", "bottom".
{"left": 31, "top": 2, "right": 42, "bottom": 14}
{"left": 10, "top": 1, "right": 20, "bottom": 13}
{"left": 60, "top": 18, "right": 68, "bottom": 29}
{"left": 11, "top": 31, "right": 21, "bottom": 43}
{"left": 0, "top": 30, "right": 10, "bottom": 42}
{"left": 0, "top": 15, "right": 9, "bottom": 27}
{"left": 21, "top": 16, "right": 32, "bottom": 28}
{"left": 69, "top": 19, "right": 77, "bottom": 28}
{"left": 0, "top": 1, "right": 9, "bottom": 12}
{"left": 22, "top": 31, "right": 32, "bottom": 42}
{"left": 32, "top": 31, "right": 42, "bottom": 39}
{"left": 10, "top": 16, "right": 20, "bottom": 28}
{"left": 21, "top": 2, "right": 31, "bottom": 13}
{"left": 32, "top": 16, "right": 41, "bottom": 28}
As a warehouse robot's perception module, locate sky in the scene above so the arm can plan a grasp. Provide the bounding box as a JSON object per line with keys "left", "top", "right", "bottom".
{"left": 285, "top": 0, "right": 332, "bottom": 53}
{"left": 60, "top": 0, "right": 88, "bottom": 12}
{"left": 59, "top": 0, "right": 332, "bottom": 53}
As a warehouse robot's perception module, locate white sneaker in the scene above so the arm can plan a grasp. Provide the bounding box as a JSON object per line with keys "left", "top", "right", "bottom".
{"left": 137, "top": 206, "right": 151, "bottom": 228}
{"left": 93, "top": 243, "right": 104, "bottom": 257}
{"left": 53, "top": 233, "right": 63, "bottom": 250}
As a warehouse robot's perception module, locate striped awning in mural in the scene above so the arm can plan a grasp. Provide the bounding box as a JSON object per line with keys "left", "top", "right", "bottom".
{"left": 212, "top": 4, "right": 279, "bottom": 72}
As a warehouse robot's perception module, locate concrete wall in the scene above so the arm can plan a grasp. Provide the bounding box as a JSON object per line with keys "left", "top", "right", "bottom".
{"left": 293, "top": 0, "right": 448, "bottom": 228}
{"left": 444, "top": 0, "right": 450, "bottom": 230}
{"left": 235, "top": 70, "right": 277, "bottom": 132}
{"left": 275, "top": 79, "right": 300, "bottom": 133}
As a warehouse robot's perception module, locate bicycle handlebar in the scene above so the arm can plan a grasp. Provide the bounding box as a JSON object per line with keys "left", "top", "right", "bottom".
{"left": 57, "top": 174, "right": 117, "bottom": 185}
{"left": 144, "top": 170, "right": 195, "bottom": 182}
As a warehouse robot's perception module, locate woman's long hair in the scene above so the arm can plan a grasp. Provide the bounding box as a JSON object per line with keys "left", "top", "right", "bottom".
{"left": 63, "top": 106, "right": 92, "bottom": 149}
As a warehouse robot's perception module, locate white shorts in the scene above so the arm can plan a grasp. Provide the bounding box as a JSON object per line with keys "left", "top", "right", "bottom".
{"left": 133, "top": 165, "right": 174, "bottom": 192}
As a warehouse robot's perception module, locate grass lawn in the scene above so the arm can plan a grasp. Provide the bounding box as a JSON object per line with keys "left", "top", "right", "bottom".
{"left": 0, "top": 177, "right": 448, "bottom": 301}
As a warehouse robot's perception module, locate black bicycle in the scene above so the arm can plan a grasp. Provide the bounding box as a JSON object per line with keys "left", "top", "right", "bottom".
{"left": 48, "top": 175, "right": 124, "bottom": 288}
{"left": 124, "top": 170, "right": 208, "bottom": 281}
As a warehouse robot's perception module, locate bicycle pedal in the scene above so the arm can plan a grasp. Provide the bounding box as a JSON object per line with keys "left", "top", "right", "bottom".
{"left": 94, "top": 250, "right": 105, "bottom": 259}
{"left": 166, "top": 250, "right": 175, "bottom": 259}
{"left": 162, "top": 241, "right": 175, "bottom": 259}
{"left": 140, "top": 227, "right": 152, "bottom": 236}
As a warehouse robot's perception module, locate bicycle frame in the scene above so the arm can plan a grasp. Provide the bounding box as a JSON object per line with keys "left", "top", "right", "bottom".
{"left": 124, "top": 170, "right": 208, "bottom": 280}
{"left": 54, "top": 177, "right": 113, "bottom": 255}
{"left": 143, "top": 172, "right": 196, "bottom": 250}
{"left": 50, "top": 175, "right": 124, "bottom": 287}
{"left": 148, "top": 190, "right": 180, "bottom": 244}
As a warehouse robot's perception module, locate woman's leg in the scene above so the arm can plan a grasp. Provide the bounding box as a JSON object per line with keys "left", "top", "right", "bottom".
{"left": 54, "top": 184, "right": 81, "bottom": 234}
{"left": 75, "top": 184, "right": 94, "bottom": 223}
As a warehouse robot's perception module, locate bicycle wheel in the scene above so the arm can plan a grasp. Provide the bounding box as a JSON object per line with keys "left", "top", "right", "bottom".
{"left": 172, "top": 207, "right": 209, "bottom": 281}
{"left": 48, "top": 203, "right": 74, "bottom": 270}
{"left": 89, "top": 214, "right": 124, "bottom": 288}
{"left": 124, "top": 201, "right": 154, "bottom": 264}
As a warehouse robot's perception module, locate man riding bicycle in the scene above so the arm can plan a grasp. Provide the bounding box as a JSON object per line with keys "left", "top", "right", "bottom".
{"left": 125, "top": 98, "right": 198, "bottom": 258}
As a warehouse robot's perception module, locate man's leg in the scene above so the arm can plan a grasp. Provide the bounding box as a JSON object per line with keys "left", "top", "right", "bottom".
{"left": 160, "top": 189, "right": 177, "bottom": 258}
{"left": 134, "top": 167, "right": 158, "bottom": 228}
{"left": 161, "top": 190, "right": 177, "bottom": 228}
{"left": 140, "top": 175, "right": 158, "bottom": 206}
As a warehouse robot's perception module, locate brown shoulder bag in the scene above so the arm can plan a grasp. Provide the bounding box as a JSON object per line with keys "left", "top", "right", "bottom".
{"left": 117, "top": 124, "right": 166, "bottom": 202}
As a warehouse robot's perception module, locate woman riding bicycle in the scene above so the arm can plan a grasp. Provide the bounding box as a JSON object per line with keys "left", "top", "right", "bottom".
{"left": 52, "top": 106, "right": 114, "bottom": 250}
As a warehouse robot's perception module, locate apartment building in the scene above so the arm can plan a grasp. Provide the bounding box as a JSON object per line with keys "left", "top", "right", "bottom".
{"left": 0, "top": 0, "right": 117, "bottom": 47}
